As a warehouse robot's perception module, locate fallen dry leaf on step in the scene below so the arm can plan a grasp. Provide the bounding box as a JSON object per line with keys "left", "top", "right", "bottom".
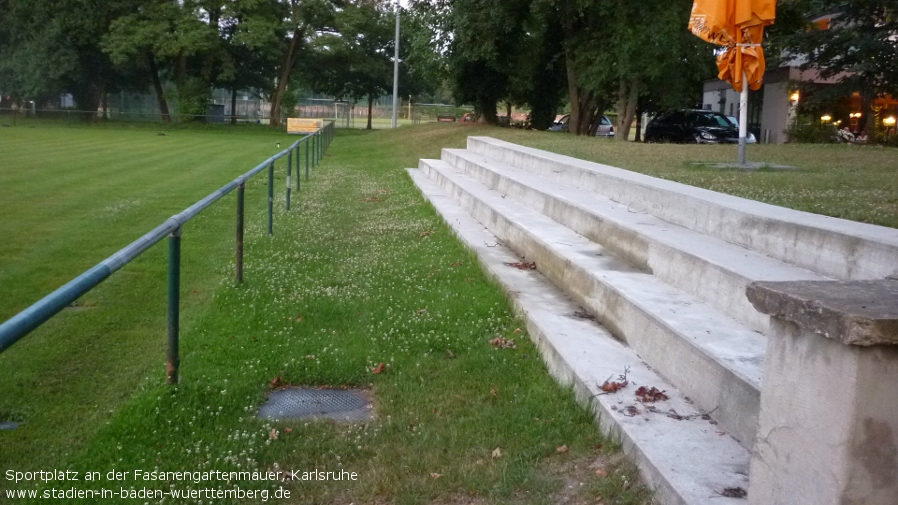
{"left": 635, "top": 386, "right": 668, "bottom": 403}
{"left": 720, "top": 487, "right": 747, "bottom": 498}
{"left": 504, "top": 261, "right": 537, "bottom": 270}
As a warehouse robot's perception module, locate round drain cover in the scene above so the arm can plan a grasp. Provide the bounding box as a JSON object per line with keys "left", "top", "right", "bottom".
{"left": 259, "top": 388, "right": 372, "bottom": 421}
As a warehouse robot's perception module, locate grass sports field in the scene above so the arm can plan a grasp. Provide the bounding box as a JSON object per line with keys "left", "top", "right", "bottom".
{"left": 1, "top": 120, "right": 895, "bottom": 504}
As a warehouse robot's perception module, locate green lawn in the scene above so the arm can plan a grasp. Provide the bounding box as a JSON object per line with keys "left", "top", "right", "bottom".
{"left": 0, "top": 122, "right": 651, "bottom": 504}
{"left": 2, "top": 120, "right": 894, "bottom": 504}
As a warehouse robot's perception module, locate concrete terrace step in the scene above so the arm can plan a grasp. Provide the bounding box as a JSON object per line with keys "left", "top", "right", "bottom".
{"left": 408, "top": 169, "right": 751, "bottom": 505}
{"left": 440, "top": 147, "right": 833, "bottom": 335}
{"left": 467, "top": 136, "right": 898, "bottom": 281}
{"left": 418, "top": 158, "right": 764, "bottom": 450}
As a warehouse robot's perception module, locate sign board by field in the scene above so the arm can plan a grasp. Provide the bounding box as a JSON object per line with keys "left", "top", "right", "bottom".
{"left": 287, "top": 118, "right": 323, "bottom": 134}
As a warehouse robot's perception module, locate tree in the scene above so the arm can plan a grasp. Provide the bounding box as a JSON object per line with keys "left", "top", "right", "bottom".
{"left": 435, "top": 0, "right": 532, "bottom": 123}
{"left": 782, "top": 0, "right": 898, "bottom": 134}
{"left": 300, "top": 1, "right": 428, "bottom": 129}
{"left": 0, "top": 0, "right": 138, "bottom": 116}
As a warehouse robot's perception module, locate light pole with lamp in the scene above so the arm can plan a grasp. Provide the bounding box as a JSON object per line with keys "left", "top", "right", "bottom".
{"left": 391, "top": 2, "right": 400, "bottom": 128}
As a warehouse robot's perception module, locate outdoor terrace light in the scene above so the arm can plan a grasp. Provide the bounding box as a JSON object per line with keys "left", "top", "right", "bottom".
{"left": 820, "top": 114, "right": 832, "bottom": 123}
{"left": 789, "top": 91, "right": 800, "bottom": 104}
{"left": 884, "top": 116, "right": 896, "bottom": 127}
{"left": 849, "top": 112, "right": 862, "bottom": 119}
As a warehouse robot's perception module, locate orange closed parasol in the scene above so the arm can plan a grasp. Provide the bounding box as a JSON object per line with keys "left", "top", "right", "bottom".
{"left": 688, "top": 0, "right": 776, "bottom": 93}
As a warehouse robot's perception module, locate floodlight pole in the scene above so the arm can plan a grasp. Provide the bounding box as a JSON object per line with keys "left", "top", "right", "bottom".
{"left": 738, "top": 71, "right": 749, "bottom": 166}
{"left": 391, "top": 3, "right": 400, "bottom": 128}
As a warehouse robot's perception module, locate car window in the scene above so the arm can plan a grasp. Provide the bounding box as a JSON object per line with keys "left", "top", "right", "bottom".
{"left": 601, "top": 116, "right": 611, "bottom": 126}
{"left": 694, "top": 113, "right": 731, "bottom": 127}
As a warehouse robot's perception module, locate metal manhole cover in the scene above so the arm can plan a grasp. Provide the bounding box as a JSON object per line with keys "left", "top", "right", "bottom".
{"left": 259, "top": 388, "right": 373, "bottom": 422}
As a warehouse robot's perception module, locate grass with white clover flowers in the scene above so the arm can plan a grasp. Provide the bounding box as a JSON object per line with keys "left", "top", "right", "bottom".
{"left": 0, "top": 122, "right": 651, "bottom": 505}
{"left": 3, "top": 120, "right": 895, "bottom": 504}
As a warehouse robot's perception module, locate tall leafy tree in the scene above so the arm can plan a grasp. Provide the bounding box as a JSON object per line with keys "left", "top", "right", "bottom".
{"left": 0, "top": 0, "right": 137, "bottom": 116}
{"left": 782, "top": 0, "right": 898, "bottom": 134}
{"left": 300, "top": 1, "right": 426, "bottom": 129}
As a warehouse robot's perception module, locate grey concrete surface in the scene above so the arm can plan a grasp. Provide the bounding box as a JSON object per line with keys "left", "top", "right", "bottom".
{"left": 418, "top": 157, "right": 763, "bottom": 450}
{"left": 467, "top": 136, "right": 898, "bottom": 281}
{"left": 749, "top": 318, "right": 898, "bottom": 505}
{"left": 441, "top": 148, "right": 831, "bottom": 334}
{"left": 409, "top": 169, "right": 751, "bottom": 505}
{"left": 409, "top": 137, "right": 898, "bottom": 505}
{"left": 747, "top": 279, "right": 898, "bottom": 345}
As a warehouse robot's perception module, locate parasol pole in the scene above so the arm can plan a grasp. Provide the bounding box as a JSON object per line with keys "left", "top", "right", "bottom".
{"left": 738, "top": 70, "right": 748, "bottom": 166}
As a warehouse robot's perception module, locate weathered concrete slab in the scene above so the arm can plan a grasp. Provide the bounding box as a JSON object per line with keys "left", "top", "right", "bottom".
{"left": 442, "top": 148, "right": 829, "bottom": 334}
{"left": 467, "top": 136, "right": 898, "bottom": 281}
{"left": 409, "top": 168, "right": 751, "bottom": 505}
{"left": 418, "top": 157, "right": 764, "bottom": 449}
{"left": 746, "top": 280, "right": 898, "bottom": 345}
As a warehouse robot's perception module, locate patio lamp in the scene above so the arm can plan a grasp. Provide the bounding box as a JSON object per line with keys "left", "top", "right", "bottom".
{"left": 820, "top": 114, "right": 832, "bottom": 123}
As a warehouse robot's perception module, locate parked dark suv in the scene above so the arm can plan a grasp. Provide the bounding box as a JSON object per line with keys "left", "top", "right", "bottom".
{"left": 644, "top": 110, "right": 756, "bottom": 144}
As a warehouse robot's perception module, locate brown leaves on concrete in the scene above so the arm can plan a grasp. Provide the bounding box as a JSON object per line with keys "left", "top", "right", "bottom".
{"left": 635, "top": 386, "right": 669, "bottom": 403}
{"left": 720, "top": 487, "right": 747, "bottom": 498}
{"left": 504, "top": 261, "right": 536, "bottom": 270}
{"left": 599, "top": 367, "right": 630, "bottom": 394}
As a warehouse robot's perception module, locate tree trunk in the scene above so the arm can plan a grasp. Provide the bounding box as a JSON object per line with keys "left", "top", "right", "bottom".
{"left": 634, "top": 106, "right": 643, "bottom": 142}
{"left": 230, "top": 88, "right": 237, "bottom": 125}
{"left": 148, "top": 53, "right": 171, "bottom": 123}
{"left": 269, "top": 28, "right": 303, "bottom": 127}
{"left": 614, "top": 76, "right": 639, "bottom": 141}
{"left": 367, "top": 95, "right": 374, "bottom": 130}
{"left": 505, "top": 101, "right": 512, "bottom": 126}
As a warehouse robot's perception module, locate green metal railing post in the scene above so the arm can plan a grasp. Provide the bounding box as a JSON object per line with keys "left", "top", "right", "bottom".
{"left": 267, "top": 161, "right": 274, "bottom": 236}
{"left": 286, "top": 149, "right": 292, "bottom": 211}
{"left": 236, "top": 182, "right": 245, "bottom": 284}
{"left": 295, "top": 144, "right": 301, "bottom": 191}
{"left": 166, "top": 226, "right": 182, "bottom": 385}
{"left": 305, "top": 138, "right": 310, "bottom": 181}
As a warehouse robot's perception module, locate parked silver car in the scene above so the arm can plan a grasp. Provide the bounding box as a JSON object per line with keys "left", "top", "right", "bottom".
{"left": 548, "top": 114, "right": 614, "bottom": 137}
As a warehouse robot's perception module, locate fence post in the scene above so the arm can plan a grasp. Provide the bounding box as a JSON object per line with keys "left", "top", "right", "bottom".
{"left": 286, "top": 149, "right": 292, "bottom": 211}
{"left": 267, "top": 161, "right": 274, "bottom": 236}
{"left": 166, "top": 226, "right": 182, "bottom": 385}
{"left": 305, "top": 137, "right": 310, "bottom": 181}
{"left": 295, "top": 144, "right": 301, "bottom": 192}
{"left": 236, "top": 182, "right": 245, "bottom": 284}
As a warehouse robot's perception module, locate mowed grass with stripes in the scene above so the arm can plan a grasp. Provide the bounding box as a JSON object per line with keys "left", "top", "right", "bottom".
{"left": 0, "top": 122, "right": 651, "bottom": 505}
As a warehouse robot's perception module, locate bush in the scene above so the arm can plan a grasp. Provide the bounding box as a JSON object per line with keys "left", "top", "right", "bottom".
{"left": 785, "top": 119, "right": 838, "bottom": 143}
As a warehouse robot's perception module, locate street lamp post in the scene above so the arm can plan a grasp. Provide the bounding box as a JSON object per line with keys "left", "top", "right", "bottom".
{"left": 391, "top": 3, "right": 400, "bottom": 128}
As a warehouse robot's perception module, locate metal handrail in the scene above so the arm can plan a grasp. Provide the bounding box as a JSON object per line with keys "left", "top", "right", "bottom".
{"left": 0, "top": 121, "right": 336, "bottom": 384}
